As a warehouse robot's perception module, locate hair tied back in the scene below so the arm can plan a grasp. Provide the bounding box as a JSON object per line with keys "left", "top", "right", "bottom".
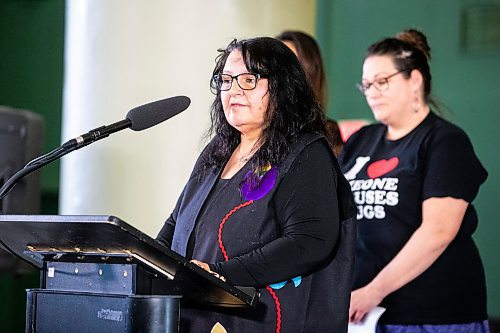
{"left": 396, "top": 50, "right": 413, "bottom": 59}
{"left": 395, "top": 28, "right": 431, "bottom": 61}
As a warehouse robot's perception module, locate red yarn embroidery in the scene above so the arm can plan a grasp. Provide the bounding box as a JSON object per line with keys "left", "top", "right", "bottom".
{"left": 218, "top": 200, "right": 282, "bottom": 333}
{"left": 217, "top": 200, "right": 253, "bottom": 261}
{"left": 266, "top": 286, "right": 282, "bottom": 333}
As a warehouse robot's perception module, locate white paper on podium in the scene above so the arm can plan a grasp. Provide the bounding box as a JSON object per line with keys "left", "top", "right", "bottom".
{"left": 347, "top": 306, "right": 386, "bottom": 333}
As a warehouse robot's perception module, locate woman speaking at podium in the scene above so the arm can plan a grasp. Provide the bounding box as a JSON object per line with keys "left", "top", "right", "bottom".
{"left": 157, "top": 37, "right": 356, "bottom": 333}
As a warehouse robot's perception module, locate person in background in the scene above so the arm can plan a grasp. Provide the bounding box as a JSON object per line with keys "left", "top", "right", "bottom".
{"left": 157, "top": 37, "right": 356, "bottom": 333}
{"left": 339, "top": 28, "right": 489, "bottom": 333}
{"left": 277, "top": 30, "right": 343, "bottom": 155}
{"left": 325, "top": 118, "right": 342, "bottom": 157}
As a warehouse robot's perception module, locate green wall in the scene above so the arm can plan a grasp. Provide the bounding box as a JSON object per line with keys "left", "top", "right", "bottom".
{"left": 317, "top": 0, "right": 500, "bottom": 317}
{"left": 0, "top": 0, "right": 64, "bottom": 331}
{"left": 0, "top": 0, "right": 65, "bottom": 211}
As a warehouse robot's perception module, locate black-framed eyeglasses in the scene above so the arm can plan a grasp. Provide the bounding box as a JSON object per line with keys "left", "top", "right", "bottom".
{"left": 356, "top": 69, "right": 410, "bottom": 95}
{"left": 213, "top": 73, "right": 265, "bottom": 91}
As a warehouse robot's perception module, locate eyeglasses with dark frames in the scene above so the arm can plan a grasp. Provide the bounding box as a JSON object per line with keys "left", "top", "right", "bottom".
{"left": 356, "top": 69, "right": 411, "bottom": 95}
{"left": 213, "top": 73, "right": 265, "bottom": 91}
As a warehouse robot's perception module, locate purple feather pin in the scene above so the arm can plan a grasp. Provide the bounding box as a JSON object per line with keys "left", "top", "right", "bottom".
{"left": 241, "top": 164, "right": 279, "bottom": 201}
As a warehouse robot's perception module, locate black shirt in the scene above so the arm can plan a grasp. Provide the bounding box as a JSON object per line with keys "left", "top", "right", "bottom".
{"left": 339, "top": 112, "right": 488, "bottom": 324}
{"left": 158, "top": 134, "right": 357, "bottom": 332}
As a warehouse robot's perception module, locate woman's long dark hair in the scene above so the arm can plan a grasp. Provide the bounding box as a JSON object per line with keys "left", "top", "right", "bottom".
{"left": 201, "top": 37, "right": 326, "bottom": 176}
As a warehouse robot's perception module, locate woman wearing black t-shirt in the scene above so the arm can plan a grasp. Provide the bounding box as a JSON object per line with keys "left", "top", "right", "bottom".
{"left": 339, "top": 29, "right": 489, "bottom": 333}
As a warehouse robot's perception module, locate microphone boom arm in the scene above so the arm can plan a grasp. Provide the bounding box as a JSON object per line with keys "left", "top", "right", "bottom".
{"left": 0, "top": 119, "right": 132, "bottom": 201}
{"left": 0, "top": 95, "right": 190, "bottom": 203}
{"left": 62, "top": 119, "right": 131, "bottom": 149}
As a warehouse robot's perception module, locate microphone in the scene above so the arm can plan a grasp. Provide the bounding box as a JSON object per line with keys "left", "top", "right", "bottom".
{"left": 63, "top": 95, "right": 190, "bottom": 149}
{"left": 0, "top": 96, "right": 190, "bottom": 201}
{"left": 127, "top": 95, "right": 190, "bottom": 131}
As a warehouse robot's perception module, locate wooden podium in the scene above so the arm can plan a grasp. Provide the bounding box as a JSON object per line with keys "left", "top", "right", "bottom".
{"left": 0, "top": 215, "right": 258, "bottom": 333}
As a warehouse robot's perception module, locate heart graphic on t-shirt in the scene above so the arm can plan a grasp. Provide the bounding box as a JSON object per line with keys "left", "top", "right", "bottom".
{"left": 367, "top": 157, "right": 399, "bottom": 179}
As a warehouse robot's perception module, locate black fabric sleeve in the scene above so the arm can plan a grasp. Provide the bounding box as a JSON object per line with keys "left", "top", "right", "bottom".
{"left": 422, "top": 126, "right": 487, "bottom": 202}
{"left": 156, "top": 212, "right": 177, "bottom": 248}
{"left": 211, "top": 141, "right": 341, "bottom": 287}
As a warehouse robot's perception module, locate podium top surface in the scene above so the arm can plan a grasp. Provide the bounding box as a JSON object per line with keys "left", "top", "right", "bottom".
{"left": 0, "top": 214, "right": 258, "bottom": 308}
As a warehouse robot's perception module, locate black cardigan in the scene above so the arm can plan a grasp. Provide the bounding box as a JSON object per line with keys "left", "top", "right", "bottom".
{"left": 157, "top": 133, "right": 356, "bottom": 333}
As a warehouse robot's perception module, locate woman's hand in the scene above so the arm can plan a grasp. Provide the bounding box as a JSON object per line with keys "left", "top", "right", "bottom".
{"left": 349, "top": 197, "right": 468, "bottom": 323}
{"left": 190, "top": 259, "right": 226, "bottom": 282}
{"left": 191, "top": 259, "right": 211, "bottom": 271}
{"left": 349, "top": 284, "right": 385, "bottom": 323}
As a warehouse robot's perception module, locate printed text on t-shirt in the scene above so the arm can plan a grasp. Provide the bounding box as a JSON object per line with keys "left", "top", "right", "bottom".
{"left": 344, "top": 156, "right": 400, "bottom": 220}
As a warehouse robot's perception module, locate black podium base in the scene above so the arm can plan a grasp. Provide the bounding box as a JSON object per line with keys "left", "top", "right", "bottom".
{"left": 26, "top": 289, "right": 181, "bottom": 333}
